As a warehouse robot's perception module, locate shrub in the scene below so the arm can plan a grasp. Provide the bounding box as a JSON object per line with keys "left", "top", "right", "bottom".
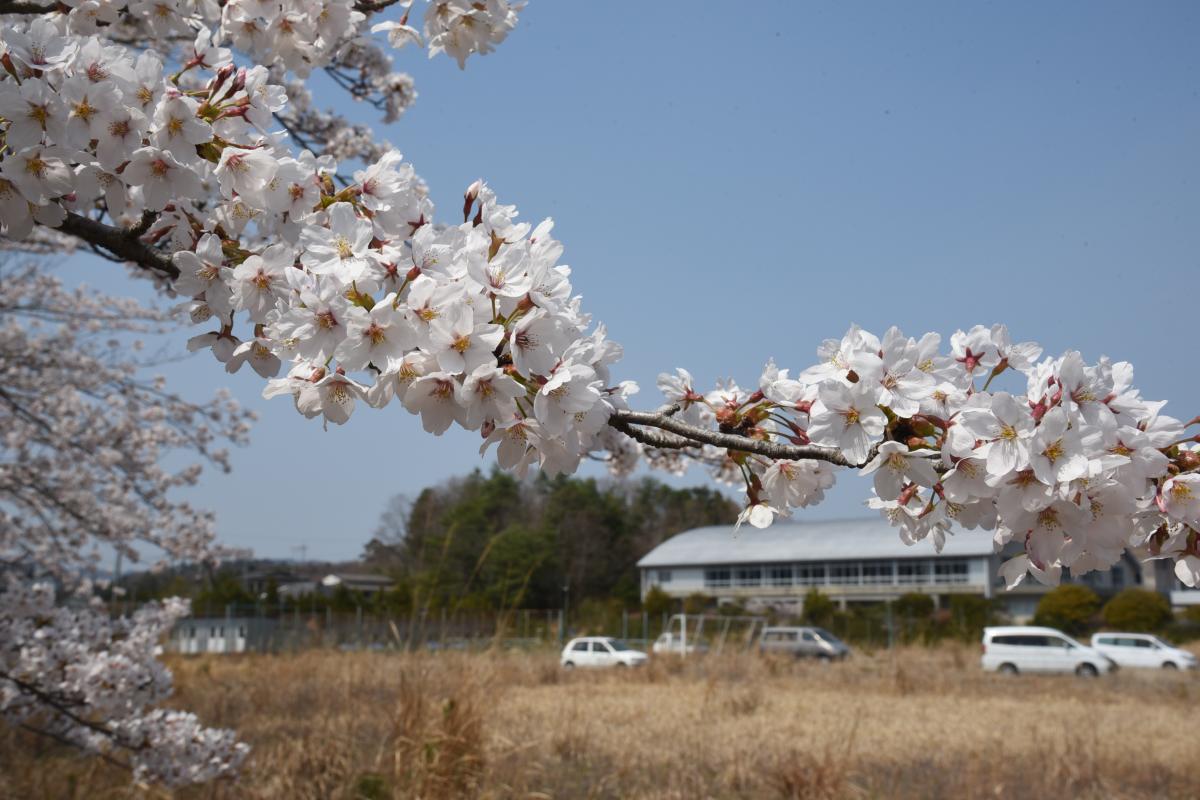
{"left": 1101, "top": 589, "right": 1172, "bottom": 632}
{"left": 802, "top": 588, "right": 836, "bottom": 627}
{"left": 948, "top": 595, "right": 996, "bottom": 639}
{"left": 683, "top": 592, "right": 710, "bottom": 616}
{"left": 894, "top": 593, "right": 935, "bottom": 620}
{"left": 642, "top": 586, "right": 672, "bottom": 618}
{"left": 1032, "top": 585, "right": 1100, "bottom": 635}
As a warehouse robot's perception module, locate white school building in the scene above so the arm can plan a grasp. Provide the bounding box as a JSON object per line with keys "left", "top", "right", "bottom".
{"left": 637, "top": 518, "right": 1173, "bottom": 620}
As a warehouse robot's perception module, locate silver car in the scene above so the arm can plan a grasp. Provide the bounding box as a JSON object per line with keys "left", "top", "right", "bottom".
{"left": 758, "top": 626, "right": 850, "bottom": 660}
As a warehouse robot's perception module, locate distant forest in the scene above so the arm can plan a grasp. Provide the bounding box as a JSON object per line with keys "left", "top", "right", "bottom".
{"left": 116, "top": 470, "right": 737, "bottom": 613}
{"left": 361, "top": 469, "right": 738, "bottom": 610}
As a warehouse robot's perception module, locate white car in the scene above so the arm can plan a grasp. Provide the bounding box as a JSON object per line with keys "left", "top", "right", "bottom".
{"left": 981, "top": 625, "right": 1116, "bottom": 676}
{"left": 651, "top": 632, "right": 708, "bottom": 655}
{"left": 1090, "top": 633, "right": 1198, "bottom": 670}
{"left": 561, "top": 637, "right": 648, "bottom": 669}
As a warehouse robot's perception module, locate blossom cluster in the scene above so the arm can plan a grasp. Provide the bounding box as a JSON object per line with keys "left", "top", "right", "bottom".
{"left": 244, "top": 182, "right": 637, "bottom": 479}
{"left": 0, "top": 0, "right": 523, "bottom": 238}
{"left": 657, "top": 324, "right": 1200, "bottom": 590}
{"left": 0, "top": 577, "right": 247, "bottom": 785}
{"left": 0, "top": 262, "right": 254, "bottom": 782}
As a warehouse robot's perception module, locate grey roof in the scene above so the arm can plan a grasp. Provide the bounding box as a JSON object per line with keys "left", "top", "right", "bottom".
{"left": 637, "top": 518, "right": 996, "bottom": 568}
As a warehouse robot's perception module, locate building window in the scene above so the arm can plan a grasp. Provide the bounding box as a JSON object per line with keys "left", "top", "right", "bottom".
{"left": 1112, "top": 568, "right": 1125, "bottom": 588}
{"left": 898, "top": 561, "right": 931, "bottom": 584}
{"left": 704, "top": 568, "right": 731, "bottom": 588}
{"left": 795, "top": 563, "right": 827, "bottom": 586}
{"left": 861, "top": 561, "right": 895, "bottom": 585}
{"left": 829, "top": 563, "right": 860, "bottom": 585}
{"left": 656, "top": 570, "right": 672, "bottom": 584}
{"left": 934, "top": 560, "right": 969, "bottom": 585}
{"left": 767, "top": 566, "right": 793, "bottom": 586}
{"left": 735, "top": 566, "right": 762, "bottom": 587}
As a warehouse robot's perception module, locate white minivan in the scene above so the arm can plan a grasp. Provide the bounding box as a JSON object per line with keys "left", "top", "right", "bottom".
{"left": 981, "top": 626, "right": 1116, "bottom": 676}
{"left": 1090, "top": 633, "right": 1198, "bottom": 670}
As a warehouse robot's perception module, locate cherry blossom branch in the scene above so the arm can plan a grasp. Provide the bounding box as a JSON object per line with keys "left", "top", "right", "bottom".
{"left": 2, "top": 672, "right": 139, "bottom": 755}
{"left": 608, "top": 405, "right": 881, "bottom": 468}
{"left": 18, "top": 722, "right": 131, "bottom": 772}
{"left": 57, "top": 214, "right": 178, "bottom": 280}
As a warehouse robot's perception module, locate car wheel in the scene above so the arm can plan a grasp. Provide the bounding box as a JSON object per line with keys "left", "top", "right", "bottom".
{"left": 1076, "top": 663, "right": 1099, "bottom": 678}
{"left": 1163, "top": 662, "right": 1178, "bottom": 670}
{"left": 562, "top": 661, "right": 575, "bottom": 670}
{"left": 998, "top": 663, "right": 1019, "bottom": 676}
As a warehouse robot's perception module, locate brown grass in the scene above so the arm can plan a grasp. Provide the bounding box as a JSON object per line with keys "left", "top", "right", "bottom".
{"left": 3, "top": 644, "right": 1199, "bottom": 799}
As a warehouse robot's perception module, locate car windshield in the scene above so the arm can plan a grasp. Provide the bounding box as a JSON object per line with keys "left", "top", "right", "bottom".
{"left": 812, "top": 629, "right": 843, "bottom": 646}
{"left": 607, "top": 639, "right": 631, "bottom": 651}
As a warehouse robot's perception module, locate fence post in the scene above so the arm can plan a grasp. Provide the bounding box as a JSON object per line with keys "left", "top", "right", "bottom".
{"left": 621, "top": 609, "right": 628, "bottom": 640}
{"left": 885, "top": 600, "right": 894, "bottom": 649}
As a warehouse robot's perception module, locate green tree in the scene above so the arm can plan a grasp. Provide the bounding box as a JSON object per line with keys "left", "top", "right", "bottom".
{"left": 192, "top": 571, "right": 254, "bottom": 615}
{"left": 360, "top": 468, "right": 738, "bottom": 612}
{"left": 642, "top": 586, "right": 672, "bottom": 618}
{"left": 1032, "top": 584, "right": 1100, "bottom": 635}
{"left": 1102, "top": 589, "right": 1172, "bottom": 632}
{"left": 802, "top": 588, "right": 835, "bottom": 627}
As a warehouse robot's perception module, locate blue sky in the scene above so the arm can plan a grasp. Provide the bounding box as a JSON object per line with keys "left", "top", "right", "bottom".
{"left": 63, "top": 2, "right": 1200, "bottom": 562}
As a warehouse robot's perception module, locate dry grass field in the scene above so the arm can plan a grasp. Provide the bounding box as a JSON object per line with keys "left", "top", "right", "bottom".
{"left": 3, "top": 644, "right": 1200, "bottom": 799}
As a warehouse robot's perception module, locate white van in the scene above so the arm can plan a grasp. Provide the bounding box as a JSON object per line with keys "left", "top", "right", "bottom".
{"left": 1090, "top": 633, "right": 1198, "bottom": 670}
{"left": 981, "top": 626, "right": 1115, "bottom": 676}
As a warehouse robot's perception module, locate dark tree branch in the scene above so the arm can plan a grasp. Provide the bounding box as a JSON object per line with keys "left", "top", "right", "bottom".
{"left": 0, "top": 0, "right": 56, "bottom": 13}
{"left": 18, "top": 722, "right": 131, "bottom": 772}
{"left": 0, "top": 672, "right": 140, "bottom": 756}
{"left": 54, "top": 214, "right": 178, "bottom": 280}
{"left": 608, "top": 405, "right": 882, "bottom": 468}
{"left": 354, "top": 0, "right": 405, "bottom": 12}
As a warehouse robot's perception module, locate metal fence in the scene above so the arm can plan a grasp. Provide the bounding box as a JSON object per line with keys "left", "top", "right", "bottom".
{"left": 163, "top": 604, "right": 693, "bottom": 655}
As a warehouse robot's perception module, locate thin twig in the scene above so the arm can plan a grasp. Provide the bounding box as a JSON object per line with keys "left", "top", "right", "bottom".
{"left": 607, "top": 405, "right": 882, "bottom": 468}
